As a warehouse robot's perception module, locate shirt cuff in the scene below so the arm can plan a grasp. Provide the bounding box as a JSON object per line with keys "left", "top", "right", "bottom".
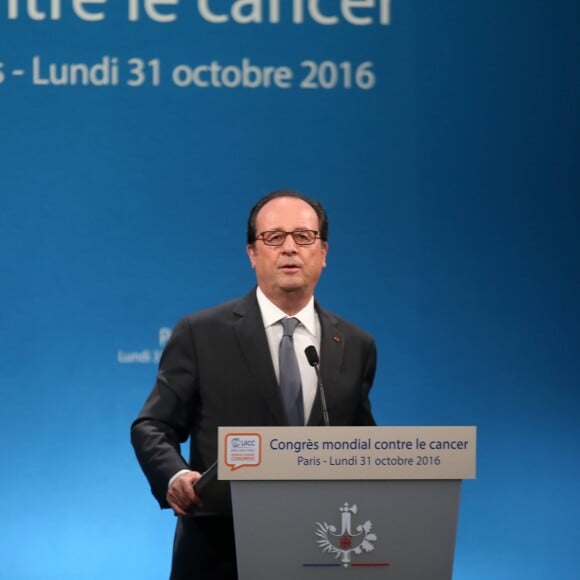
{"left": 168, "top": 469, "right": 193, "bottom": 490}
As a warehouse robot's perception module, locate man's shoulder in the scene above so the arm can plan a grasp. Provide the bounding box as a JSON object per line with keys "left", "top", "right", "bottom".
{"left": 316, "top": 303, "right": 375, "bottom": 344}
{"left": 177, "top": 291, "right": 256, "bottom": 327}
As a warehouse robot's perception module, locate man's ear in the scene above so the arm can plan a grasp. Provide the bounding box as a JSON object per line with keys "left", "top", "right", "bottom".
{"left": 322, "top": 242, "right": 328, "bottom": 268}
{"left": 246, "top": 244, "right": 256, "bottom": 269}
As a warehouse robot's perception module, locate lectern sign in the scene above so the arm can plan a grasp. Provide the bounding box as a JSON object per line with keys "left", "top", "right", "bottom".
{"left": 224, "top": 427, "right": 475, "bottom": 579}
{"left": 219, "top": 426, "right": 476, "bottom": 480}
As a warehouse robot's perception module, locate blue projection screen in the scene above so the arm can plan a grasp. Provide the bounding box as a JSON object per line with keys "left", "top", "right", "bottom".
{"left": 1, "top": 1, "right": 578, "bottom": 578}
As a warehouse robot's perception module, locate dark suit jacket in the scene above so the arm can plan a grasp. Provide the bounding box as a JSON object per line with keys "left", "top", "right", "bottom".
{"left": 130, "top": 290, "right": 377, "bottom": 573}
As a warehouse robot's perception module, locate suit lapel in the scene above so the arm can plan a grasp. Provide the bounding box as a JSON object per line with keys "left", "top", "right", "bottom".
{"left": 232, "top": 291, "right": 287, "bottom": 425}
{"left": 307, "top": 304, "right": 344, "bottom": 426}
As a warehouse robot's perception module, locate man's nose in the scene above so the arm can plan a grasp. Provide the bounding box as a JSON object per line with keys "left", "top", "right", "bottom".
{"left": 281, "top": 233, "right": 298, "bottom": 252}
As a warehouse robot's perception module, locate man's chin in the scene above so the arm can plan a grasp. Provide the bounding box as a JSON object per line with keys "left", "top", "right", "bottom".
{"left": 278, "top": 282, "right": 306, "bottom": 294}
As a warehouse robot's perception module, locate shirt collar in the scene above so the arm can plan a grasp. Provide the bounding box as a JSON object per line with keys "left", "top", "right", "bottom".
{"left": 256, "top": 287, "right": 317, "bottom": 335}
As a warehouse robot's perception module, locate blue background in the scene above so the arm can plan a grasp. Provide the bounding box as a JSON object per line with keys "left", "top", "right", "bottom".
{"left": 1, "top": 1, "right": 578, "bottom": 578}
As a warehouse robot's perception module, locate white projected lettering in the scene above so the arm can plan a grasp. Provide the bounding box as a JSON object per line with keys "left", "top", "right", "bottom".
{"left": 32, "top": 55, "right": 119, "bottom": 85}
{"left": 6, "top": 0, "right": 107, "bottom": 21}
{"left": 128, "top": 0, "right": 178, "bottom": 22}
{"left": 2, "top": 0, "right": 391, "bottom": 23}
{"left": 197, "top": 0, "right": 390, "bottom": 25}
{"left": 0, "top": 55, "right": 377, "bottom": 90}
{"left": 172, "top": 59, "right": 293, "bottom": 89}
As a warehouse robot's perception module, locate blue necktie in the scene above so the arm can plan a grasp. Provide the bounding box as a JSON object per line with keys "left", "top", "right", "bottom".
{"left": 279, "top": 318, "right": 304, "bottom": 426}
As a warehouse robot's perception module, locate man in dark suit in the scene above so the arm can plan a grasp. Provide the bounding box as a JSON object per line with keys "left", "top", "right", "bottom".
{"left": 131, "top": 190, "right": 377, "bottom": 579}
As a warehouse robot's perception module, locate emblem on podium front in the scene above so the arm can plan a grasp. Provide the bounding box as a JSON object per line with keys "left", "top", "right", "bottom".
{"left": 315, "top": 503, "right": 378, "bottom": 567}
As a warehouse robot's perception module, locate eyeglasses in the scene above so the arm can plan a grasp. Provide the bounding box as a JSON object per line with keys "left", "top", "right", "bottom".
{"left": 255, "top": 229, "right": 321, "bottom": 246}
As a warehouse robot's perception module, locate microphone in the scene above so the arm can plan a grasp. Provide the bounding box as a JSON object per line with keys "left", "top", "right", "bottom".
{"left": 304, "top": 346, "right": 330, "bottom": 427}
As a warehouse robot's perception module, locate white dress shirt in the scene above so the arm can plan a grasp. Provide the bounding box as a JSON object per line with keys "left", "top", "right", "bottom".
{"left": 255, "top": 286, "right": 321, "bottom": 424}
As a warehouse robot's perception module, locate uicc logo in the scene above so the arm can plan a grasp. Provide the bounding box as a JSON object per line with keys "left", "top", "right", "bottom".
{"left": 225, "top": 433, "right": 261, "bottom": 471}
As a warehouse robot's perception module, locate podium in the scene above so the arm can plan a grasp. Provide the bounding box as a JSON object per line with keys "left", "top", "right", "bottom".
{"left": 218, "top": 426, "right": 476, "bottom": 580}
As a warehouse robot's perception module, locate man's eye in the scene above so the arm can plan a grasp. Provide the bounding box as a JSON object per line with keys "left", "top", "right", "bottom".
{"left": 267, "top": 232, "right": 284, "bottom": 243}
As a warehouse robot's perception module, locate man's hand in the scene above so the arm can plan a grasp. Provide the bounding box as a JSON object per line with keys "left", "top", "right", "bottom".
{"left": 166, "top": 471, "right": 203, "bottom": 516}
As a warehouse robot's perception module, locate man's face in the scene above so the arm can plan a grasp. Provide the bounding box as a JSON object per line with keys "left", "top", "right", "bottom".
{"left": 247, "top": 197, "right": 328, "bottom": 305}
